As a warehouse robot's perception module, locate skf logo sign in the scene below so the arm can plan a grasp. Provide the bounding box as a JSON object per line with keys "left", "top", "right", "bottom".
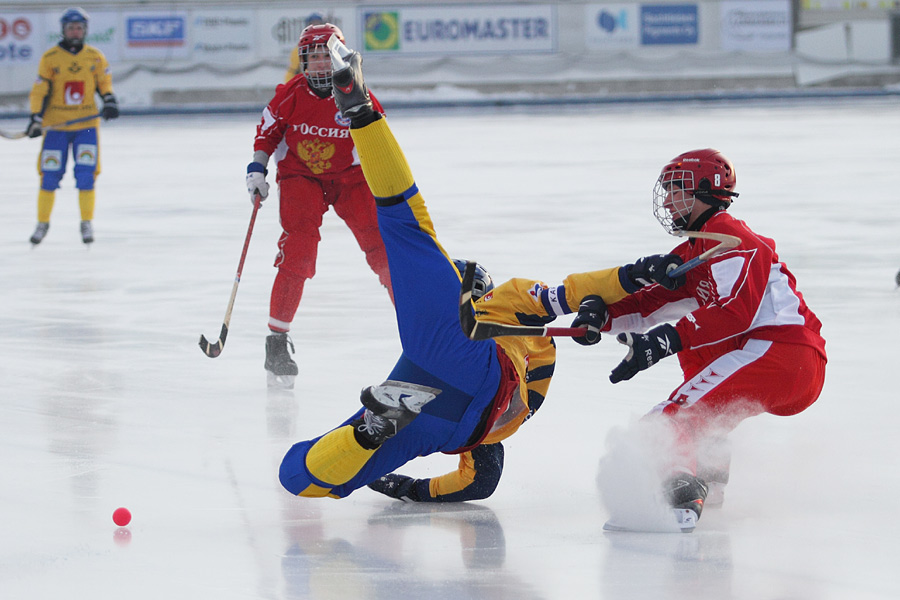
{"left": 127, "top": 17, "right": 185, "bottom": 47}
{"left": 364, "top": 12, "right": 400, "bottom": 51}
{"left": 0, "top": 16, "right": 34, "bottom": 61}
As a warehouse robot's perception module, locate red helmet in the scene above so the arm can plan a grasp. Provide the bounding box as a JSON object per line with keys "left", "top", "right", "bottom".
{"left": 652, "top": 149, "right": 738, "bottom": 232}
{"left": 298, "top": 23, "right": 344, "bottom": 92}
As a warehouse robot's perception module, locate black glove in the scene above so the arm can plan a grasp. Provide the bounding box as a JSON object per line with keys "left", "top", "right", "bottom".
{"left": 622, "top": 254, "right": 686, "bottom": 292}
{"left": 25, "top": 114, "right": 42, "bottom": 138}
{"left": 101, "top": 93, "right": 119, "bottom": 120}
{"left": 571, "top": 295, "right": 608, "bottom": 346}
{"left": 368, "top": 473, "right": 422, "bottom": 502}
{"left": 609, "top": 324, "right": 682, "bottom": 384}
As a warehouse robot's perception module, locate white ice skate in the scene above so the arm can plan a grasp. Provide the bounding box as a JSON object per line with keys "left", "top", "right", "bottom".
{"left": 603, "top": 507, "right": 699, "bottom": 534}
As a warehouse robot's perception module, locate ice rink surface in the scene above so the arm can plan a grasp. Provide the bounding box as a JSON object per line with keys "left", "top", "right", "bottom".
{"left": 1, "top": 99, "right": 899, "bottom": 599}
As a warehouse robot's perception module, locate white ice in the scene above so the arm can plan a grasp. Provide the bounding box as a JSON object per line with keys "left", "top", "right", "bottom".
{"left": 1, "top": 100, "right": 899, "bottom": 599}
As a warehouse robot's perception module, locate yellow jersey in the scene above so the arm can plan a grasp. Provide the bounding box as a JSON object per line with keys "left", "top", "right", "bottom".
{"left": 476, "top": 268, "right": 628, "bottom": 444}
{"left": 29, "top": 44, "right": 113, "bottom": 131}
{"left": 285, "top": 47, "right": 301, "bottom": 83}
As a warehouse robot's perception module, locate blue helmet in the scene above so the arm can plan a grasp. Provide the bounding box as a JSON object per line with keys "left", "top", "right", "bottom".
{"left": 453, "top": 259, "right": 494, "bottom": 300}
{"left": 61, "top": 7, "right": 89, "bottom": 27}
{"left": 61, "top": 7, "right": 89, "bottom": 44}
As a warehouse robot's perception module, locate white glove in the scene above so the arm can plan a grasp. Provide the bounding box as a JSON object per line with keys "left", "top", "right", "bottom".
{"left": 246, "top": 162, "right": 269, "bottom": 204}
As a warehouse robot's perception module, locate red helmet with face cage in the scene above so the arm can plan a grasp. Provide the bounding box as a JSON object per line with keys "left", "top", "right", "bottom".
{"left": 659, "top": 149, "right": 737, "bottom": 199}
{"left": 652, "top": 149, "right": 738, "bottom": 233}
{"left": 298, "top": 23, "right": 345, "bottom": 92}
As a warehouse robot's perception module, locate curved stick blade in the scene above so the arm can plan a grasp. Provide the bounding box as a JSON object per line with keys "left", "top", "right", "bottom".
{"left": 0, "top": 130, "right": 27, "bottom": 140}
{"left": 199, "top": 324, "right": 229, "bottom": 358}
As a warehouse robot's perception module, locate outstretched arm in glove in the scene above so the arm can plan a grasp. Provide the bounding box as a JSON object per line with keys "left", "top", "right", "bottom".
{"left": 619, "top": 254, "right": 686, "bottom": 293}
{"left": 570, "top": 295, "right": 608, "bottom": 346}
{"left": 609, "top": 324, "right": 682, "bottom": 383}
{"left": 368, "top": 443, "right": 504, "bottom": 502}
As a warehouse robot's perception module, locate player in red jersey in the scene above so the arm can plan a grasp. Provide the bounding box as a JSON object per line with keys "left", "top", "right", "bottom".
{"left": 597, "top": 149, "right": 827, "bottom": 530}
{"left": 246, "top": 23, "right": 392, "bottom": 389}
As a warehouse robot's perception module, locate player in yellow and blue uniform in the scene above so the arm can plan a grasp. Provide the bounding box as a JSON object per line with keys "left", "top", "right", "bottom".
{"left": 276, "top": 39, "right": 685, "bottom": 502}
{"left": 27, "top": 7, "right": 119, "bottom": 246}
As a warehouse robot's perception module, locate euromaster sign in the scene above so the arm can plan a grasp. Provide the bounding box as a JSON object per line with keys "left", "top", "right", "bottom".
{"left": 361, "top": 5, "right": 556, "bottom": 54}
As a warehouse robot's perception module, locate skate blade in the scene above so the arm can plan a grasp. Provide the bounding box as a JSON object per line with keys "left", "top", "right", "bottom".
{"left": 603, "top": 508, "right": 697, "bottom": 534}
{"left": 267, "top": 372, "right": 296, "bottom": 390}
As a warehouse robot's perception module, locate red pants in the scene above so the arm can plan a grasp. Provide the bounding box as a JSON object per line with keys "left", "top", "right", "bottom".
{"left": 646, "top": 339, "right": 826, "bottom": 475}
{"left": 268, "top": 172, "right": 392, "bottom": 331}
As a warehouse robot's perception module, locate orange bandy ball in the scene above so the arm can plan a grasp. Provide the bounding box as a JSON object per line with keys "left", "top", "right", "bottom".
{"left": 113, "top": 507, "right": 132, "bottom": 527}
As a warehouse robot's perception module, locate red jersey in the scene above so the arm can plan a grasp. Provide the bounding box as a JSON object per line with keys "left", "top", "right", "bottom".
{"left": 253, "top": 76, "right": 384, "bottom": 181}
{"left": 606, "top": 211, "right": 826, "bottom": 379}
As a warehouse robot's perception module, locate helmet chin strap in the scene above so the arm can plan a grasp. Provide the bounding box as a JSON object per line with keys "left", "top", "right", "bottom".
{"left": 686, "top": 204, "right": 727, "bottom": 232}
{"left": 306, "top": 80, "right": 332, "bottom": 98}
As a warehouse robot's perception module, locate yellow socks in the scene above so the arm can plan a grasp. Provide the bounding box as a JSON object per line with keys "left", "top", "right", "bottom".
{"left": 79, "top": 189, "right": 95, "bottom": 221}
{"left": 37, "top": 189, "right": 55, "bottom": 222}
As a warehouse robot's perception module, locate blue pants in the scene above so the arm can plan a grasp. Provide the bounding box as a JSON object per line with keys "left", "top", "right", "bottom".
{"left": 279, "top": 187, "right": 503, "bottom": 497}
{"left": 39, "top": 128, "right": 99, "bottom": 191}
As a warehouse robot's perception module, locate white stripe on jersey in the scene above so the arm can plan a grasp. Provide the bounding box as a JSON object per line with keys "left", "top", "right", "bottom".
{"left": 710, "top": 256, "right": 744, "bottom": 299}
{"left": 750, "top": 264, "right": 806, "bottom": 329}
{"left": 648, "top": 338, "right": 772, "bottom": 414}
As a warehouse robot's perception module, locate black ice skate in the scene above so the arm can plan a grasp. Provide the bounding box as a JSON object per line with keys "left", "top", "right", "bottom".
{"left": 664, "top": 474, "right": 709, "bottom": 533}
{"left": 326, "top": 35, "right": 374, "bottom": 122}
{"left": 350, "top": 381, "right": 440, "bottom": 448}
{"left": 30, "top": 222, "right": 49, "bottom": 245}
{"left": 80, "top": 220, "right": 94, "bottom": 244}
{"left": 265, "top": 332, "right": 298, "bottom": 389}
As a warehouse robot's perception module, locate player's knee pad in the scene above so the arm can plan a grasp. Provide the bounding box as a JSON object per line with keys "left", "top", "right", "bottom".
{"left": 73, "top": 142, "right": 98, "bottom": 189}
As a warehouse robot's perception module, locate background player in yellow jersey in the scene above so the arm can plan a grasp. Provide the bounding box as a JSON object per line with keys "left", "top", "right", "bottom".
{"left": 27, "top": 7, "right": 119, "bottom": 246}
{"left": 283, "top": 13, "right": 326, "bottom": 83}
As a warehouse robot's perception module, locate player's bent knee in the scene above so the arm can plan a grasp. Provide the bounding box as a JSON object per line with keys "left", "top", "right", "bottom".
{"left": 279, "top": 442, "right": 314, "bottom": 495}
{"left": 466, "top": 443, "right": 505, "bottom": 500}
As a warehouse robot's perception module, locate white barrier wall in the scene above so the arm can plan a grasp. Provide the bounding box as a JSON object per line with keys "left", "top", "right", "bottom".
{"left": 0, "top": 1, "right": 896, "bottom": 109}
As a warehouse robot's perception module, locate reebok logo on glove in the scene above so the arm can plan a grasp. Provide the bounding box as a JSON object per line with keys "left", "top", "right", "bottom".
{"left": 610, "top": 324, "right": 683, "bottom": 383}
